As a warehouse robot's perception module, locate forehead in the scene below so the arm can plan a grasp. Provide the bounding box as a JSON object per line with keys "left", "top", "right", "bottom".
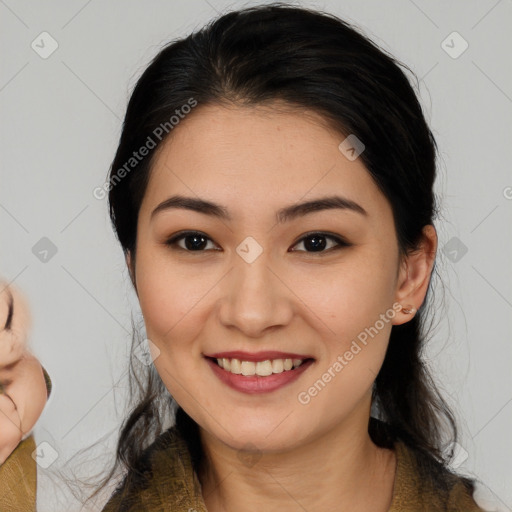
{"left": 139, "top": 103, "right": 392, "bottom": 224}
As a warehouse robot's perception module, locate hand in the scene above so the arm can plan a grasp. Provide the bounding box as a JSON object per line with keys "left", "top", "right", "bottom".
{"left": 0, "top": 280, "right": 32, "bottom": 368}
{"left": 0, "top": 280, "right": 47, "bottom": 466}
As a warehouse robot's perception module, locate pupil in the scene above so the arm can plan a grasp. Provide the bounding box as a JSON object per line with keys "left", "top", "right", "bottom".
{"left": 305, "top": 235, "right": 326, "bottom": 252}
{"left": 185, "top": 234, "right": 207, "bottom": 250}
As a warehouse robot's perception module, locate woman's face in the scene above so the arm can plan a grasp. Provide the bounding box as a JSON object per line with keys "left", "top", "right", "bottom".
{"left": 130, "top": 103, "right": 418, "bottom": 452}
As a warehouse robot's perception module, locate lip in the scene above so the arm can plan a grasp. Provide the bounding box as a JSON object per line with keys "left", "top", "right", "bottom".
{"left": 204, "top": 350, "right": 314, "bottom": 363}
{"left": 205, "top": 356, "right": 315, "bottom": 394}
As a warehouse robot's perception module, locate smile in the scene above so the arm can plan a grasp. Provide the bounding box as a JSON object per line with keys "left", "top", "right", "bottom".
{"left": 205, "top": 356, "right": 315, "bottom": 394}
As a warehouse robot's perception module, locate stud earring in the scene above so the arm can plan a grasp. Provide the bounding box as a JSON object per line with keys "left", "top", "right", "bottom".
{"left": 401, "top": 305, "right": 416, "bottom": 315}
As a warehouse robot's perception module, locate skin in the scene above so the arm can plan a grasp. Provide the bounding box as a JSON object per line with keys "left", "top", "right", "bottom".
{"left": 126, "top": 103, "right": 437, "bottom": 512}
{"left": 0, "top": 283, "right": 48, "bottom": 465}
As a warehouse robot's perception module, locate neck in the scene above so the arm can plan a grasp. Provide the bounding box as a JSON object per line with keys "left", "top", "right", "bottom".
{"left": 196, "top": 412, "right": 396, "bottom": 512}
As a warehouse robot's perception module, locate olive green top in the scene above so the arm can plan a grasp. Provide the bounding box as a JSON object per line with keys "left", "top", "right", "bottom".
{"left": 101, "top": 424, "right": 486, "bottom": 512}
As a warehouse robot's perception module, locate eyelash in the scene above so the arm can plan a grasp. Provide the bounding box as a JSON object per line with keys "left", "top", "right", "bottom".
{"left": 164, "top": 230, "right": 351, "bottom": 255}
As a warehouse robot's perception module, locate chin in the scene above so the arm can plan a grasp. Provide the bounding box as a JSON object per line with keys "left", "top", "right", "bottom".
{"left": 215, "top": 419, "right": 303, "bottom": 453}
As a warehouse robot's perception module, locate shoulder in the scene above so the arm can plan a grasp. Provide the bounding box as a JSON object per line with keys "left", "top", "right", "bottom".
{"left": 101, "top": 425, "right": 206, "bottom": 512}
{"left": 389, "top": 439, "right": 488, "bottom": 512}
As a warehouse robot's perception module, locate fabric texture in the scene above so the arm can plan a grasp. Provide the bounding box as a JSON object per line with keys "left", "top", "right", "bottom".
{"left": 0, "top": 435, "right": 37, "bottom": 512}
{"left": 101, "top": 420, "right": 486, "bottom": 512}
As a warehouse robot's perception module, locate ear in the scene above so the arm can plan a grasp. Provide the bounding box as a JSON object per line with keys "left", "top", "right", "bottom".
{"left": 392, "top": 224, "right": 437, "bottom": 326}
{"left": 126, "top": 250, "right": 137, "bottom": 293}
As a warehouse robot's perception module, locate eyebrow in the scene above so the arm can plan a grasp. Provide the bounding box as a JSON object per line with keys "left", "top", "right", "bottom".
{"left": 150, "top": 194, "right": 368, "bottom": 223}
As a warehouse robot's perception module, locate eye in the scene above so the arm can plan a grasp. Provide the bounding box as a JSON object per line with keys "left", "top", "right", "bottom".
{"left": 290, "top": 232, "right": 350, "bottom": 254}
{"left": 165, "top": 231, "right": 219, "bottom": 252}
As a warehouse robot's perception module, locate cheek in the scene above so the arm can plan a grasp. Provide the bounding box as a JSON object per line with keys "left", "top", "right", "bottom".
{"left": 297, "top": 251, "right": 397, "bottom": 333}
{"left": 134, "top": 249, "right": 216, "bottom": 359}
{"left": 294, "top": 250, "right": 397, "bottom": 398}
{"left": 138, "top": 275, "right": 200, "bottom": 343}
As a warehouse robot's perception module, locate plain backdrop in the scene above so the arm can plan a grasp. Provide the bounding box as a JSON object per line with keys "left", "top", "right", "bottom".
{"left": 1, "top": 0, "right": 511, "bottom": 510}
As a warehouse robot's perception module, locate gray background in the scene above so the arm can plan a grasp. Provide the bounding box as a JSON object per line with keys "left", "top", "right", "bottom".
{"left": 1, "top": 0, "right": 511, "bottom": 510}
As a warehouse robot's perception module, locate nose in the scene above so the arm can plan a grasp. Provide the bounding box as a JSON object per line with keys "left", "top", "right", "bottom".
{"left": 217, "top": 255, "right": 293, "bottom": 338}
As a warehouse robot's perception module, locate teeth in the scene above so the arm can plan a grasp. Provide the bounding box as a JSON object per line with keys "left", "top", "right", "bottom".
{"left": 241, "top": 360, "right": 256, "bottom": 376}
{"left": 272, "top": 359, "right": 284, "bottom": 373}
{"left": 215, "top": 357, "right": 307, "bottom": 376}
{"left": 230, "top": 358, "right": 242, "bottom": 374}
{"left": 256, "top": 360, "right": 273, "bottom": 376}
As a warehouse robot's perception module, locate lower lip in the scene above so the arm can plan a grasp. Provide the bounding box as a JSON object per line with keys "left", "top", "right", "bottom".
{"left": 205, "top": 357, "right": 314, "bottom": 394}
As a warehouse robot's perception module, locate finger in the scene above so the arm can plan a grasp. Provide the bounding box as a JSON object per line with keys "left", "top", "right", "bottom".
{"left": 0, "top": 282, "right": 32, "bottom": 367}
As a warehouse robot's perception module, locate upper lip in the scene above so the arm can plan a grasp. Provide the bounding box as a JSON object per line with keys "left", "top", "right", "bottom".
{"left": 204, "top": 351, "right": 315, "bottom": 362}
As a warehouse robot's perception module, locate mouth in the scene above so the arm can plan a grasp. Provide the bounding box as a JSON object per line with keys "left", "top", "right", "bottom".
{"left": 204, "top": 354, "right": 316, "bottom": 394}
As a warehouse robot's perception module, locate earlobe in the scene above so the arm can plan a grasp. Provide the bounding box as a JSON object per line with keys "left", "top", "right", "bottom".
{"left": 392, "top": 225, "right": 437, "bottom": 325}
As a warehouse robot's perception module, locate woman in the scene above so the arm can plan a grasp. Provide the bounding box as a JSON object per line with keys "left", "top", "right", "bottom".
{"left": 96, "top": 4, "right": 489, "bottom": 510}
{"left": 1, "top": 4, "right": 491, "bottom": 511}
